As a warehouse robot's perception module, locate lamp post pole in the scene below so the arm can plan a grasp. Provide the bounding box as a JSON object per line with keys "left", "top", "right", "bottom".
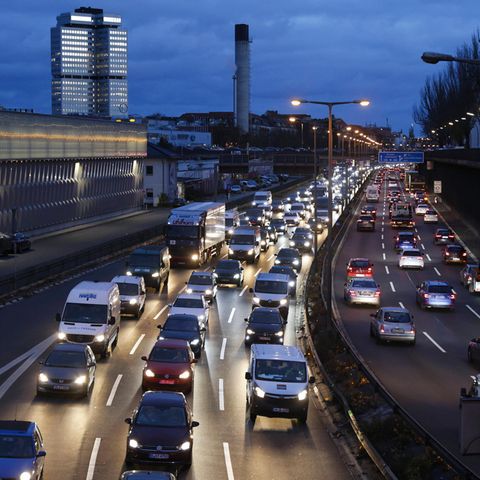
{"left": 291, "top": 98, "right": 369, "bottom": 328}
{"left": 313, "top": 126, "right": 318, "bottom": 255}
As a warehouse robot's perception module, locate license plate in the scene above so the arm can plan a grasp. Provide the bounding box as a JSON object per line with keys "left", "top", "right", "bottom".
{"left": 149, "top": 453, "right": 169, "bottom": 459}
{"left": 273, "top": 407, "right": 289, "bottom": 413}
{"left": 158, "top": 379, "right": 175, "bottom": 385}
{"left": 53, "top": 385, "right": 70, "bottom": 390}
{"left": 170, "top": 240, "right": 176, "bottom": 245}
{"left": 259, "top": 336, "right": 270, "bottom": 341}
{"left": 393, "top": 329, "right": 405, "bottom": 333}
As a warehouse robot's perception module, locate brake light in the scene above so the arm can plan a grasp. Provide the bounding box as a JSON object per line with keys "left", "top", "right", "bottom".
{"left": 349, "top": 290, "right": 357, "bottom": 296}
{"left": 448, "top": 235, "right": 454, "bottom": 239}
{"left": 445, "top": 252, "right": 450, "bottom": 256}
{"left": 367, "top": 267, "right": 372, "bottom": 273}
{"left": 347, "top": 266, "right": 352, "bottom": 271}
{"left": 462, "top": 252, "right": 467, "bottom": 256}
{"left": 374, "top": 290, "right": 381, "bottom": 297}
{"left": 450, "top": 294, "right": 456, "bottom": 300}
{"left": 423, "top": 293, "right": 430, "bottom": 299}
{"left": 435, "top": 234, "right": 441, "bottom": 238}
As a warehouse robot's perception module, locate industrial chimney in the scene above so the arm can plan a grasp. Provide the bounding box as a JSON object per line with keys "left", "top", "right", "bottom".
{"left": 234, "top": 24, "right": 250, "bottom": 134}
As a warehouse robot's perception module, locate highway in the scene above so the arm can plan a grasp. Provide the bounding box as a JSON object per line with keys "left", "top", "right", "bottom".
{"left": 333, "top": 175, "right": 480, "bottom": 473}
{"left": 0, "top": 185, "right": 353, "bottom": 480}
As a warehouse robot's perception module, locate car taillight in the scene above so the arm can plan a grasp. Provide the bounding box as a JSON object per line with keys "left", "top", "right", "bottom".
{"left": 448, "top": 235, "right": 454, "bottom": 239}
{"left": 349, "top": 290, "right": 357, "bottom": 296}
{"left": 435, "top": 234, "right": 441, "bottom": 238}
{"left": 445, "top": 252, "right": 450, "bottom": 256}
{"left": 367, "top": 267, "right": 372, "bottom": 273}
{"left": 423, "top": 293, "right": 430, "bottom": 299}
{"left": 347, "top": 267, "right": 352, "bottom": 271}
{"left": 450, "top": 294, "right": 456, "bottom": 300}
{"left": 462, "top": 252, "right": 467, "bottom": 256}
{"left": 374, "top": 290, "right": 381, "bottom": 297}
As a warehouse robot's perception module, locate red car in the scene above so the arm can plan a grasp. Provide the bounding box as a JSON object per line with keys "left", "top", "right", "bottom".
{"left": 346, "top": 258, "right": 374, "bottom": 278}
{"left": 142, "top": 339, "right": 196, "bottom": 393}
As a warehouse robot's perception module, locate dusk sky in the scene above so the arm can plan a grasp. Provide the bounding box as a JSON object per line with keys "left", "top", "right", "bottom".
{"left": 0, "top": 1, "right": 479, "bottom": 134}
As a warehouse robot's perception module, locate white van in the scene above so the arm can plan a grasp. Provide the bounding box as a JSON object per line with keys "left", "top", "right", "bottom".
{"left": 366, "top": 185, "right": 380, "bottom": 203}
{"left": 56, "top": 281, "right": 121, "bottom": 358}
{"left": 250, "top": 272, "right": 290, "bottom": 318}
{"left": 229, "top": 226, "right": 261, "bottom": 264}
{"left": 252, "top": 190, "right": 272, "bottom": 207}
{"left": 111, "top": 275, "right": 146, "bottom": 319}
{"left": 245, "top": 344, "right": 315, "bottom": 423}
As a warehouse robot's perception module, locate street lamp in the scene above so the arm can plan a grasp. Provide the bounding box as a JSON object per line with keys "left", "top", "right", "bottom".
{"left": 421, "top": 51, "right": 480, "bottom": 66}
{"left": 312, "top": 126, "right": 319, "bottom": 254}
{"left": 291, "top": 98, "right": 369, "bottom": 328}
{"left": 289, "top": 116, "right": 304, "bottom": 148}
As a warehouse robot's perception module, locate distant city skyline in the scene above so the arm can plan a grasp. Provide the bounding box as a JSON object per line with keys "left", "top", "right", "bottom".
{"left": 0, "top": 1, "right": 479, "bottom": 133}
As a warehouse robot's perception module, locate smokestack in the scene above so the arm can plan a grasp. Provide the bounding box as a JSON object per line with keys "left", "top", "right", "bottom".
{"left": 234, "top": 24, "right": 250, "bottom": 134}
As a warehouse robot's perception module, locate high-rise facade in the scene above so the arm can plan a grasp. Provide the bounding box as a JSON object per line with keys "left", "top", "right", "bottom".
{"left": 51, "top": 7, "right": 128, "bottom": 117}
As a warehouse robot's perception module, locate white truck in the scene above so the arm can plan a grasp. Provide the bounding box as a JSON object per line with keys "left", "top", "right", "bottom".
{"left": 56, "top": 281, "right": 121, "bottom": 358}
{"left": 366, "top": 185, "right": 380, "bottom": 203}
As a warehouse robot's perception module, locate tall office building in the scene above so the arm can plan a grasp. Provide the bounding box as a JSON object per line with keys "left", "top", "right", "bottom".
{"left": 51, "top": 7, "right": 128, "bottom": 117}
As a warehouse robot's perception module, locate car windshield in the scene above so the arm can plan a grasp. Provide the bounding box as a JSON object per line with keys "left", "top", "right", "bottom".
{"left": 383, "top": 311, "right": 412, "bottom": 323}
{"left": 292, "top": 234, "right": 309, "bottom": 241}
{"left": 350, "top": 260, "right": 369, "bottom": 268}
{"left": 230, "top": 235, "right": 254, "bottom": 245}
{"left": 250, "top": 310, "right": 282, "bottom": 323}
{"left": 278, "top": 250, "right": 298, "bottom": 258}
{"left": 166, "top": 225, "right": 198, "bottom": 239}
{"left": 359, "top": 215, "right": 373, "bottom": 221}
{"left": 63, "top": 303, "right": 108, "bottom": 324}
{"left": 428, "top": 285, "right": 452, "bottom": 293}
{"left": 351, "top": 280, "right": 376, "bottom": 288}
{"left": 448, "top": 246, "right": 463, "bottom": 252}
{"left": 189, "top": 275, "right": 211, "bottom": 285}
{"left": 116, "top": 283, "right": 139, "bottom": 296}
{"left": 255, "top": 280, "right": 288, "bottom": 294}
{"left": 216, "top": 261, "right": 238, "bottom": 270}
{"left": 255, "top": 359, "right": 306, "bottom": 383}
{"left": 135, "top": 405, "right": 187, "bottom": 427}
{"left": 437, "top": 229, "right": 450, "bottom": 235}
{"left": 0, "top": 435, "right": 34, "bottom": 458}
{"left": 150, "top": 347, "right": 189, "bottom": 363}
{"left": 173, "top": 298, "right": 203, "bottom": 308}
{"left": 270, "top": 266, "right": 293, "bottom": 276}
{"left": 128, "top": 254, "right": 159, "bottom": 268}
{"left": 402, "top": 250, "right": 421, "bottom": 256}
{"left": 246, "top": 209, "right": 263, "bottom": 217}
{"left": 45, "top": 350, "right": 86, "bottom": 368}
{"left": 399, "top": 235, "right": 414, "bottom": 242}
{"left": 426, "top": 210, "right": 436, "bottom": 215}
{"left": 164, "top": 316, "right": 198, "bottom": 331}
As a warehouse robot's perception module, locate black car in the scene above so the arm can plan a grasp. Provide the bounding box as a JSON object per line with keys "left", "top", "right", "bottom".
{"left": 394, "top": 232, "right": 417, "bottom": 252}
{"left": 360, "top": 205, "right": 377, "bottom": 219}
{"left": 289, "top": 233, "right": 313, "bottom": 254}
{"left": 269, "top": 265, "right": 297, "bottom": 295}
{"left": 433, "top": 228, "right": 455, "bottom": 245}
{"left": 244, "top": 307, "right": 286, "bottom": 346}
{"left": 443, "top": 244, "right": 467, "bottom": 264}
{"left": 307, "top": 217, "right": 324, "bottom": 234}
{"left": 245, "top": 208, "right": 265, "bottom": 227}
{"left": 270, "top": 218, "right": 287, "bottom": 235}
{"left": 213, "top": 259, "right": 244, "bottom": 286}
{"left": 266, "top": 225, "right": 278, "bottom": 243}
{"left": 158, "top": 314, "right": 206, "bottom": 358}
{"left": 357, "top": 214, "right": 375, "bottom": 231}
{"left": 259, "top": 228, "right": 270, "bottom": 252}
{"left": 121, "top": 471, "right": 176, "bottom": 479}
{"left": 272, "top": 199, "right": 285, "bottom": 213}
{"left": 125, "top": 391, "right": 199, "bottom": 469}
{"left": 468, "top": 337, "right": 480, "bottom": 364}
{"left": 274, "top": 248, "right": 302, "bottom": 272}
{"left": 0, "top": 232, "right": 31, "bottom": 254}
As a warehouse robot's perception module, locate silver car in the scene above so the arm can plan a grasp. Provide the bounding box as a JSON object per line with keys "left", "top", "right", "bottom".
{"left": 344, "top": 278, "right": 380, "bottom": 306}
{"left": 370, "top": 307, "right": 416, "bottom": 344}
{"left": 186, "top": 271, "right": 217, "bottom": 302}
{"left": 37, "top": 343, "right": 96, "bottom": 397}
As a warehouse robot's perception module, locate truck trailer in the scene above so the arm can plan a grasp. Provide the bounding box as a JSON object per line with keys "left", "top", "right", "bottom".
{"left": 166, "top": 202, "right": 225, "bottom": 267}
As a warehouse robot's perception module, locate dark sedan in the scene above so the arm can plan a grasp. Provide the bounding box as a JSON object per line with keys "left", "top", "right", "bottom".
{"left": 443, "top": 244, "right": 467, "bottom": 264}
{"left": 274, "top": 248, "right": 302, "bottom": 272}
{"left": 289, "top": 233, "right": 313, "bottom": 254}
{"left": 213, "top": 259, "right": 244, "bottom": 286}
{"left": 270, "top": 218, "right": 287, "bottom": 235}
{"left": 244, "top": 307, "right": 285, "bottom": 346}
{"left": 125, "top": 391, "right": 199, "bottom": 469}
{"left": 433, "top": 228, "right": 455, "bottom": 245}
{"left": 121, "top": 471, "right": 176, "bottom": 480}
{"left": 357, "top": 214, "right": 375, "bottom": 232}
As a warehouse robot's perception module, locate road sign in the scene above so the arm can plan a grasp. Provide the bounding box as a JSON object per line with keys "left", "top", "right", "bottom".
{"left": 378, "top": 151, "right": 424, "bottom": 163}
{"left": 434, "top": 180, "right": 442, "bottom": 194}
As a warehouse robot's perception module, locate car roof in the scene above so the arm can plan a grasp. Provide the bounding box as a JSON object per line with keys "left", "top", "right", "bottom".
{"left": 251, "top": 344, "right": 305, "bottom": 361}
{"left": 216, "top": 259, "right": 240, "bottom": 266}
{"left": 50, "top": 343, "right": 88, "bottom": 353}
{"left": 0, "top": 420, "right": 34, "bottom": 435}
{"left": 446, "top": 244, "right": 463, "bottom": 249}
{"left": 152, "top": 338, "right": 190, "bottom": 349}
{"left": 166, "top": 313, "right": 198, "bottom": 322}
{"left": 380, "top": 307, "right": 410, "bottom": 313}
{"left": 348, "top": 257, "right": 370, "bottom": 262}
{"left": 140, "top": 391, "right": 186, "bottom": 407}
{"left": 190, "top": 271, "right": 213, "bottom": 278}
{"left": 251, "top": 307, "right": 282, "bottom": 316}
{"left": 121, "top": 472, "right": 175, "bottom": 480}
{"left": 269, "top": 265, "right": 295, "bottom": 274}
{"left": 424, "top": 280, "right": 450, "bottom": 286}
{"left": 175, "top": 293, "right": 203, "bottom": 301}
{"left": 256, "top": 272, "right": 289, "bottom": 282}
{"left": 112, "top": 275, "right": 142, "bottom": 285}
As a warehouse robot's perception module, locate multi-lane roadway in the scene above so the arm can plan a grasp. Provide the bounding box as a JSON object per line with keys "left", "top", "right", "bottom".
{"left": 334, "top": 174, "right": 480, "bottom": 473}
{"left": 0, "top": 186, "right": 354, "bottom": 480}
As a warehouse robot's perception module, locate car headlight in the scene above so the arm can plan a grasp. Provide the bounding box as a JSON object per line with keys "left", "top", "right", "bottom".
{"left": 20, "top": 473, "right": 32, "bottom": 480}
{"left": 129, "top": 439, "right": 139, "bottom": 449}
{"left": 280, "top": 298, "right": 288, "bottom": 306}
{"left": 126, "top": 271, "right": 132, "bottom": 276}
{"left": 233, "top": 273, "right": 240, "bottom": 279}
{"left": 289, "top": 241, "right": 295, "bottom": 247}
{"left": 191, "top": 254, "right": 199, "bottom": 261}
{"left": 213, "top": 272, "right": 218, "bottom": 278}
{"left": 74, "top": 375, "right": 87, "bottom": 385}
{"left": 57, "top": 332, "right": 66, "bottom": 340}
{"left": 253, "top": 297, "right": 260, "bottom": 304}
{"left": 186, "top": 288, "right": 193, "bottom": 294}
{"left": 293, "top": 259, "right": 300, "bottom": 265}
{"left": 304, "top": 241, "right": 310, "bottom": 247}
{"left": 252, "top": 201, "right": 256, "bottom": 206}
{"left": 289, "top": 281, "right": 295, "bottom": 287}
{"left": 261, "top": 240, "right": 266, "bottom": 246}
{"left": 205, "top": 289, "right": 212, "bottom": 295}
{"left": 248, "top": 249, "right": 254, "bottom": 255}
{"left": 190, "top": 339, "right": 200, "bottom": 346}
{"left": 95, "top": 334, "right": 105, "bottom": 343}
{"left": 257, "top": 217, "right": 262, "bottom": 221}
{"left": 180, "top": 441, "right": 191, "bottom": 451}
{"left": 245, "top": 216, "right": 250, "bottom": 221}
{"left": 144, "top": 369, "right": 155, "bottom": 378}
{"left": 228, "top": 248, "right": 234, "bottom": 254}
{"left": 275, "top": 259, "right": 280, "bottom": 264}
{"left": 228, "top": 229, "right": 234, "bottom": 234}
{"left": 246, "top": 328, "right": 255, "bottom": 335}
{"left": 254, "top": 386, "right": 265, "bottom": 398}
{"left": 198, "top": 314, "right": 205, "bottom": 321}
{"left": 297, "top": 389, "right": 308, "bottom": 401}
{"left": 179, "top": 370, "right": 191, "bottom": 379}
{"left": 129, "top": 298, "right": 137, "bottom": 305}
{"left": 151, "top": 272, "right": 159, "bottom": 278}
{"left": 275, "top": 331, "right": 284, "bottom": 337}
{"left": 38, "top": 373, "right": 49, "bottom": 383}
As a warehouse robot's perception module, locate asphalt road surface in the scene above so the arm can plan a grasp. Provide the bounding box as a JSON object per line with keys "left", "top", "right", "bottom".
{"left": 0, "top": 191, "right": 351, "bottom": 479}
{"left": 334, "top": 177, "right": 480, "bottom": 474}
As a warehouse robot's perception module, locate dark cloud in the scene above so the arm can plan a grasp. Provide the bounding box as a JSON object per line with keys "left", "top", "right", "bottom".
{"left": 0, "top": 0, "right": 478, "bottom": 132}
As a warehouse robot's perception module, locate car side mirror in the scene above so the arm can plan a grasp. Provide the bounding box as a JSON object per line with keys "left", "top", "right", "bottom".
{"left": 124, "top": 418, "right": 132, "bottom": 425}
{"left": 249, "top": 288, "right": 253, "bottom": 293}
{"left": 245, "top": 372, "right": 252, "bottom": 380}
{"left": 141, "top": 290, "right": 146, "bottom": 295}
{"left": 191, "top": 421, "right": 200, "bottom": 428}
{"left": 36, "top": 450, "right": 47, "bottom": 458}
{"left": 244, "top": 318, "right": 248, "bottom": 322}
{"left": 309, "top": 376, "right": 315, "bottom": 384}
{"left": 241, "top": 267, "right": 244, "bottom": 271}
{"left": 157, "top": 324, "right": 162, "bottom": 329}
{"left": 108, "top": 316, "right": 116, "bottom": 325}
{"left": 55, "top": 313, "right": 61, "bottom": 322}
{"left": 461, "top": 387, "right": 468, "bottom": 397}
{"left": 369, "top": 313, "right": 375, "bottom": 318}
{"left": 191, "top": 358, "right": 198, "bottom": 364}
{"left": 200, "top": 327, "right": 207, "bottom": 332}
{"left": 343, "top": 282, "right": 347, "bottom": 287}
{"left": 87, "top": 361, "right": 96, "bottom": 368}
{"left": 141, "top": 356, "right": 147, "bottom": 361}
{"left": 255, "top": 241, "right": 259, "bottom": 246}
{"left": 168, "top": 303, "right": 172, "bottom": 307}
{"left": 185, "top": 282, "right": 187, "bottom": 285}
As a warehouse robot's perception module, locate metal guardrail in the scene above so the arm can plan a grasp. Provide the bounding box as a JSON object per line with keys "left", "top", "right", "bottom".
{"left": 307, "top": 174, "right": 480, "bottom": 479}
